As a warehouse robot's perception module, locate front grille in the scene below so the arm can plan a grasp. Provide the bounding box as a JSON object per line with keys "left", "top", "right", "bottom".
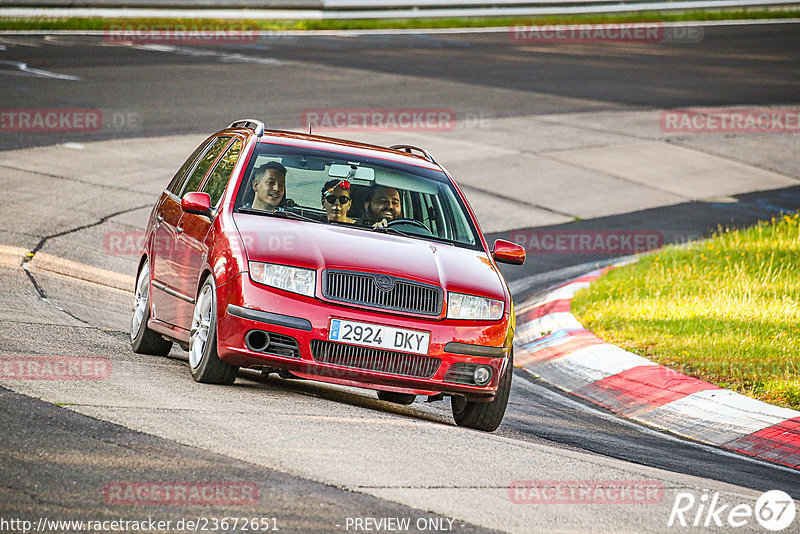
{"left": 323, "top": 270, "right": 443, "bottom": 316}
{"left": 310, "top": 340, "right": 441, "bottom": 379}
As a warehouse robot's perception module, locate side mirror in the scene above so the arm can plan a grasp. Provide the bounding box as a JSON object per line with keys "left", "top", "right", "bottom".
{"left": 182, "top": 192, "right": 212, "bottom": 217}
{"left": 492, "top": 239, "right": 526, "bottom": 265}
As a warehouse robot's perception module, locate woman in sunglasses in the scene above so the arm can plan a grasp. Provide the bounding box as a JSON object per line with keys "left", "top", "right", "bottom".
{"left": 321, "top": 179, "right": 355, "bottom": 223}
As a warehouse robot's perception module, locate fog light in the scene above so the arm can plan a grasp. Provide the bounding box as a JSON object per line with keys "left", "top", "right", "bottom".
{"left": 473, "top": 366, "right": 492, "bottom": 386}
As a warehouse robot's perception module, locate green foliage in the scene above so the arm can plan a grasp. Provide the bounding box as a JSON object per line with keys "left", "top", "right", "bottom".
{"left": 1, "top": 9, "right": 799, "bottom": 31}
{"left": 573, "top": 212, "right": 800, "bottom": 409}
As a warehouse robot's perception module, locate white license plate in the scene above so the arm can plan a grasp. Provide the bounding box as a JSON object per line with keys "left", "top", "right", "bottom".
{"left": 328, "top": 319, "right": 430, "bottom": 355}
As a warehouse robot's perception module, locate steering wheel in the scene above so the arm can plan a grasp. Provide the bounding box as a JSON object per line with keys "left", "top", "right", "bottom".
{"left": 386, "top": 218, "right": 432, "bottom": 234}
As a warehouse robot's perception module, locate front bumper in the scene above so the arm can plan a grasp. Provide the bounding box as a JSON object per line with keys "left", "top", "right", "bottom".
{"left": 215, "top": 273, "right": 513, "bottom": 402}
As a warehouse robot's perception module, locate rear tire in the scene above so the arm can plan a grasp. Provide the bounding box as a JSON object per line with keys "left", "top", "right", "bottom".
{"left": 452, "top": 350, "right": 514, "bottom": 432}
{"left": 377, "top": 391, "right": 416, "bottom": 405}
{"left": 189, "top": 276, "right": 238, "bottom": 385}
{"left": 130, "top": 259, "right": 172, "bottom": 356}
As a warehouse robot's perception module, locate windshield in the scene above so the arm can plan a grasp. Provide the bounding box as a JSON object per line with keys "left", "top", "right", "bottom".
{"left": 234, "top": 144, "right": 480, "bottom": 248}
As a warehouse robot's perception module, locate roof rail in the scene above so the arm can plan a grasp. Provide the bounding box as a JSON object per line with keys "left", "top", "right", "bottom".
{"left": 389, "top": 144, "right": 437, "bottom": 165}
{"left": 228, "top": 119, "right": 265, "bottom": 137}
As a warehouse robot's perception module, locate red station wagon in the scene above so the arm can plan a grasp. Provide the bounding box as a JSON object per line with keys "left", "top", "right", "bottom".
{"left": 131, "top": 119, "right": 526, "bottom": 431}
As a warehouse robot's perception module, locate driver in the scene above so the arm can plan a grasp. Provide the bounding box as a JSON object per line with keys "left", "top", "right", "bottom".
{"left": 249, "top": 161, "right": 287, "bottom": 211}
{"left": 361, "top": 185, "right": 402, "bottom": 227}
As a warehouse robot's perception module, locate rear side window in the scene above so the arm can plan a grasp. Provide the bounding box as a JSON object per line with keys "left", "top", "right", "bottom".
{"left": 179, "top": 136, "right": 231, "bottom": 197}
{"left": 202, "top": 138, "right": 243, "bottom": 207}
{"left": 167, "top": 139, "right": 213, "bottom": 195}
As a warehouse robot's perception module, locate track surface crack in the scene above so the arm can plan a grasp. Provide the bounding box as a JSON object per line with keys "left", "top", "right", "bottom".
{"left": 19, "top": 204, "right": 148, "bottom": 327}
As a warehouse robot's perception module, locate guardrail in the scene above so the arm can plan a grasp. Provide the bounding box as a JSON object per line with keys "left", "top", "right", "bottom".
{"left": 2, "top": 0, "right": 798, "bottom": 19}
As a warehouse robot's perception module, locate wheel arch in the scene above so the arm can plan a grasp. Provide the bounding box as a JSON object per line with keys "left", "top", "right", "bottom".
{"left": 197, "top": 268, "right": 214, "bottom": 297}
{"left": 136, "top": 254, "right": 149, "bottom": 281}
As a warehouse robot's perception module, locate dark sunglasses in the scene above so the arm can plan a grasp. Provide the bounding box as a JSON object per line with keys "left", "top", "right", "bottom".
{"left": 324, "top": 195, "right": 351, "bottom": 205}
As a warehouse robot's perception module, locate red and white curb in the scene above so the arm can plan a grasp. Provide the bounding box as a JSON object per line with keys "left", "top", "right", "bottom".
{"left": 513, "top": 268, "right": 800, "bottom": 470}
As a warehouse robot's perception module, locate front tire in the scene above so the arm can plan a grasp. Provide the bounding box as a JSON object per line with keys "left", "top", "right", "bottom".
{"left": 189, "top": 276, "right": 238, "bottom": 385}
{"left": 130, "top": 259, "right": 172, "bottom": 356}
{"left": 452, "top": 350, "right": 514, "bottom": 432}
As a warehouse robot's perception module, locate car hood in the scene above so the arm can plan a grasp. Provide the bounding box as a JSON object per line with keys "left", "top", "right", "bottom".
{"left": 233, "top": 214, "right": 507, "bottom": 299}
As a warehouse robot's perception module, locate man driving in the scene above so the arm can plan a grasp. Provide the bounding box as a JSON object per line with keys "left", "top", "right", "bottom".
{"left": 250, "top": 161, "right": 286, "bottom": 211}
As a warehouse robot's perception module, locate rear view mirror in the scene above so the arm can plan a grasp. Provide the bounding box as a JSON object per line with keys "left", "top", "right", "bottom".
{"left": 182, "top": 192, "right": 212, "bottom": 217}
{"left": 492, "top": 239, "right": 526, "bottom": 265}
{"left": 328, "top": 164, "right": 374, "bottom": 182}
{"left": 281, "top": 155, "right": 326, "bottom": 170}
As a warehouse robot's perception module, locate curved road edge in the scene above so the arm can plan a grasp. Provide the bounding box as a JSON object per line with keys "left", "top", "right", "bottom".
{"left": 513, "top": 267, "right": 800, "bottom": 470}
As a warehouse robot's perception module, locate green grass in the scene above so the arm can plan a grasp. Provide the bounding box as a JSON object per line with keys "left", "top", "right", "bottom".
{"left": 0, "top": 8, "right": 798, "bottom": 31}
{"left": 572, "top": 212, "right": 800, "bottom": 410}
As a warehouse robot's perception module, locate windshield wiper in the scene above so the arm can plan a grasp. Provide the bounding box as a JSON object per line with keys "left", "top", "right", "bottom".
{"left": 239, "top": 207, "right": 321, "bottom": 224}
{"left": 370, "top": 224, "right": 458, "bottom": 246}
{"left": 414, "top": 234, "right": 458, "bottom": 246}
{"left": 371, "top": 225, "right": 410, "bottom": 238}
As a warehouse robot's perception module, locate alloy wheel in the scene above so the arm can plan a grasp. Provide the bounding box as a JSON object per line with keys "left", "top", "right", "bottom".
{"left": 189, "top": 284, "right": 213, "bottom": 369}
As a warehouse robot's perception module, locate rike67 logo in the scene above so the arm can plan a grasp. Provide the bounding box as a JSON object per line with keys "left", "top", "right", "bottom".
{"left": 668, "top": 490, "right": 796, "bottom": 531}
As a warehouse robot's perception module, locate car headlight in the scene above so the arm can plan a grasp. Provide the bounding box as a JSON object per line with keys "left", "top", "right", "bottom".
{"left": 447, "top": 292, "right": 504, "bottom": 320}
{"left": 249, "top": 262, "right": 316, "bottom": 297}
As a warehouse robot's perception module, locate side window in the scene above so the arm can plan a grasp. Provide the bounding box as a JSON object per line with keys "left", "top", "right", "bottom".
{"left": 179, "top": 136, "right": 231, "bottom": 197}
{"left": 202, "top": 138, "right": 242, "bottom": 208}
{"left": 420, "top": 193, "right": 445, "bottom": 237}
{"left": 167, "top": 139, "right": 212, "bottom": 195}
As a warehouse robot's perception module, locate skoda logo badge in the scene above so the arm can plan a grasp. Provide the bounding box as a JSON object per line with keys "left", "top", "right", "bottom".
{"left": 375, "top": 275, "right": 394, "bottom": 291}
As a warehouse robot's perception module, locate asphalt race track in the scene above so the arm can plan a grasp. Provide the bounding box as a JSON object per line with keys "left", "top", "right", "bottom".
{"left": 1, "top": 22, "right": 799, "bottom": 533}
{"left": 2, "top": 23, "right": 799, "bottom": 151}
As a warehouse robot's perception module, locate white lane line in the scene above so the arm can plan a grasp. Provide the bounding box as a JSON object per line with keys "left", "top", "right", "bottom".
{"left": 0, "top": 59, "right": 79, "bottom": 80}
{"left": 128, "top": 43, "right": 289, "bottom": 66}
{"left": 61, "top": 143, "right": 85, "bottom": 150}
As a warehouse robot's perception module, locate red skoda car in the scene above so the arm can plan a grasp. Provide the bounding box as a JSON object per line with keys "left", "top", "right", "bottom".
{"left": 131, "top": 120, "right": 526, "bottom": 431}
